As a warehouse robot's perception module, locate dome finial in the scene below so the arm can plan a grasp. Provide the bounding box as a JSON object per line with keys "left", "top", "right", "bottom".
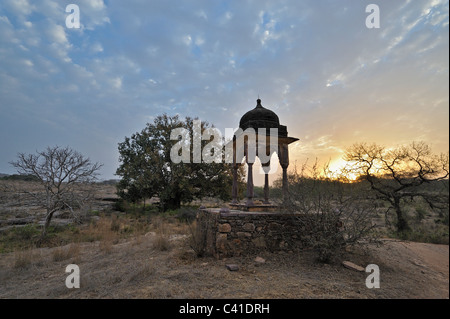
{"left": 256, "top": 96, "right": 262, "bottom": 107}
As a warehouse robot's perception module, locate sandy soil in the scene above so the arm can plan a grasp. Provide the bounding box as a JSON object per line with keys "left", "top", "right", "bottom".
{"left": 0, "top": 233, "right": 447, "bottom": 299}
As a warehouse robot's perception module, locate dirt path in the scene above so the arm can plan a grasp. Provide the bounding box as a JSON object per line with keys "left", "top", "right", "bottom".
{"left": 366, "top": 239, "right": 449, "bottom": 298}
{"left": 398, "top": 241, "right": 449, "bottom": 276}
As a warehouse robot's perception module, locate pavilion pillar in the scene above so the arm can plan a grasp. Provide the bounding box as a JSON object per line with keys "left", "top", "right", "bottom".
{"left": 232, "top": 164, "right": 238, "bottom": 204}
{"left": 281, "top": 164, "right": 288, "bottom": 201}
{"left": 245, "top": 140, "right": 254, "bottom": 206}
{"left": 262, "top": 163, "right": 271, "bottom": 204}
{"left": 246, "top": 162, "right": 254, "bottom": 206}
{"left": 231, "top": 137, "right": 238, "bottom": 204}
{"left": 278, "top": 143, "right": 289, "bottom": 203}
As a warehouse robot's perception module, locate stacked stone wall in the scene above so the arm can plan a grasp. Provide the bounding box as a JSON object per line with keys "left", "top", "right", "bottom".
{"left": 196, "top": 208, "right": 310, "bottom": 258}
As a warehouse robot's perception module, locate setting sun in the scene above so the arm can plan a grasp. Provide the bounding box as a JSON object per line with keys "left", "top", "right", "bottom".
{"left": 323, "top": 158, "right": 359, "bottom": 182}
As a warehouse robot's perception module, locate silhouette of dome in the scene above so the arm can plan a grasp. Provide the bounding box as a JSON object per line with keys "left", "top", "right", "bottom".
{"left": 239, "top": 99, "right": 287, "bottom": 137}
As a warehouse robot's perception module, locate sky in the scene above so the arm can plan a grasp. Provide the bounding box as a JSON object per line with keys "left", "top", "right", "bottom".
{"left": 0, "top": 0, "right": 448, "bottom": 186}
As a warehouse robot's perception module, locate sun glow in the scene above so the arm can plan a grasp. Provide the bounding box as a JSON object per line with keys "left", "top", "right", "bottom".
{"left": 326, "top": 158, "right": 361, "bottom": 182}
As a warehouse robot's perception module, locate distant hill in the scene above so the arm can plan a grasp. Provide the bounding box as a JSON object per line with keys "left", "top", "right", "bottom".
{"left": 0, "top": 174, "right": 40, "bottom": 182}
{"left": 0, "top": 174, "right": 120, "bottom": 184}
{"left": 100, "top": 179, "right": 119, "bottom": 185}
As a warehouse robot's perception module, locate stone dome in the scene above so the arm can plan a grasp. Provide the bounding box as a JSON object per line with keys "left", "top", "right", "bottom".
{"left": 239, "top": 99, "right": 280, "bottom": 131}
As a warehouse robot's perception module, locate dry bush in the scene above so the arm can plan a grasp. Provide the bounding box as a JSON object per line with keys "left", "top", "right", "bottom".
{"left": 285, "top": 160, "right": 381, "bottom": 263}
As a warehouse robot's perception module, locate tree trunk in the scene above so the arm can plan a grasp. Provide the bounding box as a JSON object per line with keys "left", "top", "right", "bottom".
{"left": 163, "top": 197, "right": 181, "bottom": 212}
{"left": 42, "top": 210, "right": 55, "bottom": 237}
{"left": 394, "top": 197, "right": 409, "bottom": 232}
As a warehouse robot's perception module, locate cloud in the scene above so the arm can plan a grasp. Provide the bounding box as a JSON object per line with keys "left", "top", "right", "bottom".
{"left": 76, "top": 0, "right": 110, "bottom": 30}
{"left": 91, "top": 42, "right": 104, "bottom": 53}
{"left": 3, "top": 0, "right": 34, "bottom": 20}
{"left": 48, "top": 24, "right": 69, "bottom": 45}
{"left": 110, "top": 77, "right": 122, "bottom": 89}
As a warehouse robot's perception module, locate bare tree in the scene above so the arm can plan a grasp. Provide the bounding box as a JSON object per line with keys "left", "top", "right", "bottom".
{"left": 10, "top": 146, "right": 103, "bottom": 238}
{"left": 344, "top": 142, "right": 449, "bottom": 232}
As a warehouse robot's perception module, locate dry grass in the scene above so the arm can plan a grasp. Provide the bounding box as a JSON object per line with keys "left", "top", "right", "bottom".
{"left": 13, "top": 249, "right": 36, "bottom": 269}
{"left": 52, "top": 244, "right": 81, "bottom": 263}
{"left": 0, "top": 216, "right": 448, "bottom": 299}
{"left": 74, "top": 216, "right": 126, "bottom": 253}
{"left": 153, "top": 234, "right": 170, "bottom": 251}
{"left": 152, "top": 216, "right": 172, "bottom": 251}
{"left": 127, "top": 263, "right": 156, "bottom": 283}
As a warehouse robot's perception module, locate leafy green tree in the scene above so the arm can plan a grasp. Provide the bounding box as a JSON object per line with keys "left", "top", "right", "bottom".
{"left": 116, "top": 114, "right": 244, "bottom": 211}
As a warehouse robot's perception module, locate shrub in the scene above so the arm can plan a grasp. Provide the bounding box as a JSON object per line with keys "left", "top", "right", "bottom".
{"left": 13, "top": 224, "right": 40, "bottom": 241}
{"left": 414, "top": 206, "right": 428, "bottom": 223}
{"left": 176, "top": 207, "right": 198, "bottom": 223}
{"left": 391, "top": 224, "right": 449, "bottom": 245}
{"left": 283, "top": 161, "right": 381, "bottom": 263}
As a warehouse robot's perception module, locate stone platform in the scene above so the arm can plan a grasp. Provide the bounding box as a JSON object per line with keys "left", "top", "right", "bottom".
{"left": 195, "top": 207, "right": 310, "bottom": 259}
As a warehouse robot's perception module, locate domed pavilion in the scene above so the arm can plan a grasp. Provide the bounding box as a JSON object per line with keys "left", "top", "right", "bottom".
{"left": 230, "top": 98, "right": 299, "bottom": 209}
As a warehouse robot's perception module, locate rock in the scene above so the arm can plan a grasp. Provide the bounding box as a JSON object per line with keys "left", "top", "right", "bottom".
{"left": 243, "top": 223, "right": 255, "bottom": 232}
{"left": 226, "top": 264, "right": 239, "bottom": 271}
{"left": 144, "top": 231, "right": 156, "bottom": 237}
{"left": 252, "top": 237, "right": 266, "bottom": 248}
{"left": 237, "top": 232, "right": 251, "bottom": 238}
{"left": 342, "top": 261, "right": 365, "bottom": 272}
{"left": 255, "top": 256, "right": 265, "bottom": 264}
{"left": 216, "top": 233, "right": 228, "bottom": 251}
{"left": 218, "top": 223, "right": 231, "bottom": 233}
